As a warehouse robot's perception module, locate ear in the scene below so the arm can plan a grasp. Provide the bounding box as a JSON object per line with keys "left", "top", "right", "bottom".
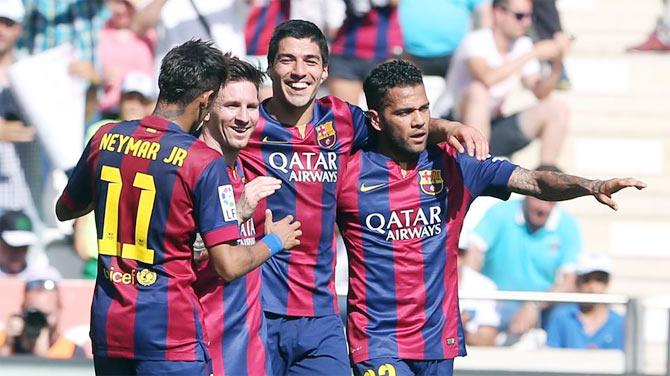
{"left": 321, "top": 65, "right": 329, "bottom": 83}
{"left": 367, "top": 109, "right": 383, "bottom": 132}
{"left": 200, "top": 90, "right": 215, "bottom": 110}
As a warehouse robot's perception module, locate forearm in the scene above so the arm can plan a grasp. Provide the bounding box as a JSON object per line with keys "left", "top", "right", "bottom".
{"left": 131, "top": 0, "right": 168, "bottom": 35}
{"left": 209, "top": 242, "right": 272, "bottom": 282}
{"left": 474, "top": 51, "right": 536, "bottom": 87}
{"left": 508, "top": 167, "right": 601, "bottom": 201}
{"left": 533, "top": 61, "right": 563, "bottom": 99}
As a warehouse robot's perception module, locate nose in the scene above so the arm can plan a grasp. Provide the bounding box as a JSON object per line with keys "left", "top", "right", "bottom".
{"left": 292, "top": 59, "right": 307, "bottom": 77}
{"left": 236, "top": 107, "right": 250, "bottom": 124}
{"left": 411, "top": 110, "right": 425, "bottom": 128}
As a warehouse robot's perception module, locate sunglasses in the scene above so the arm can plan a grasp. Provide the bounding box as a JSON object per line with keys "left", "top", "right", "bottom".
{"left": 503, "top": 7, "right": 532, "bottom": 21}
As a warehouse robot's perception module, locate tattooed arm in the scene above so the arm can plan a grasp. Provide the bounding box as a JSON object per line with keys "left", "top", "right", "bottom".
{"left": 507, "top": 166, "right": 647, "bottom": 210}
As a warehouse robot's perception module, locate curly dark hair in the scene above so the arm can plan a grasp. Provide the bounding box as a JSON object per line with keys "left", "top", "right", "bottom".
{"left": 225, "top": 54, "right": 266, "bottom": 89}
{"left": 157, "top": 39, "right": 227, "bottom": 105}
{"left": 363, "top": 60, "right": 424, "bottom": 111}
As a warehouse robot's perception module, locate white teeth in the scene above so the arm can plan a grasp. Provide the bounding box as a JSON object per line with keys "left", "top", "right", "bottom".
{"left": 288, "top": 82, "right": 308, "bottom": 89}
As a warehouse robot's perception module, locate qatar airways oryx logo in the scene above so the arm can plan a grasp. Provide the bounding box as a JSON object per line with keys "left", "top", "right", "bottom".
{"left": 365, "top": 206, "right": 443, "bottom": 241}
{"left": 268, "top": 151, "right": 338, "bottom": 183}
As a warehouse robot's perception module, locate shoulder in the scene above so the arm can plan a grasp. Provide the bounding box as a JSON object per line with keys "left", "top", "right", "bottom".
{"left": 550, "top": 303, "right": 579, "bottom": 320}
{"left": 464, "top": 28, "right": 493, "bottom": 46}
{"left": 182, "top": 139, "right": 223, "bottom": 171}
{"left": 607, "top": 309, "right": 624, "bottom": 324}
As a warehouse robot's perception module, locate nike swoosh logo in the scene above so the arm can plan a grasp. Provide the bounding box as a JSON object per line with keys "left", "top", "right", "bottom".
{"left": 262, "top": 136, "right": 290, "bottom": 144}
{"left": 360, "top": 183, "right": 386, "bottom": 193}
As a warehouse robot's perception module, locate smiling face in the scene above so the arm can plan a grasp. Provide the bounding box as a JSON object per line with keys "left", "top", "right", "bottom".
{"left": 268, "top": 37, "right": 328, "bottom": 111}
{"left": 371, "top": 84, "right": 430, "bottom": 162}
{"left": 207, "top": 80, "right": 260, "bottom": 152}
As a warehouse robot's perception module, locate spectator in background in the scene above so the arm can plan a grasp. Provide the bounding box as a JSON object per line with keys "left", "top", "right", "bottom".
{"left": 532, "top": 0, "right": 571, "bottom": 89}
{"left": 96, "top": 0, "right": 155, "bottom": 119}
{"left": 328, "top": 0, "right": 403, "bottom": 104}
{"left": 18, "top": 0, "right": 108, "bottom": 65}
{"left": 0, "top": 267, "right": 86, "bottom": 358}
{"left": 467, "top": 164, "right": 582, "bottom": 340}
{"left": 72, "top": 71, "right": 158, "bottom": 279}
{"left": 0, "top": 210, "right": 43, "bottom": 279}
{"left": 0, "top": 0, "right": 39, "bottom": 216}
{"left": 245, "top": 0, "right": 291, "bottom": 100}
{"left": 290, "top": 0, "right": 346, "bottom": 39}
{"left": 546, "top": 253, "right": 624, "bottom": 350}
{"left": 458, "top": 245, "right": 500, "bottom": 346}
{"left": 400, "top": 0, "right": 492, "bottom": 78}
{"left": 134, "top": 0, "right": 253, "bottom": 78}
{"left": 627, "top": 0, "right": 670, "bottom": 52}
{"left": 433, "top": 0, "right": 571, "bottom": 165}
{"left": 19, "top": 0, "right": 108, "bottom": 108}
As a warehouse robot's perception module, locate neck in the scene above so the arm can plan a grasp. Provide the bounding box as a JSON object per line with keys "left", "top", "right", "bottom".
{"left": 200, "top": 128, "right": 239, "bottom": 166}
{"left": 152, "top": 102, "right": 198, "bottom": 133}
{"left": 266, "top": 97, "right": 314, "bottom": 127}
{"left": 492, "top": 28, "right": 513, "bottom": 53}
{"left": 375, "top": 138, "right": 419, "bottom": 165}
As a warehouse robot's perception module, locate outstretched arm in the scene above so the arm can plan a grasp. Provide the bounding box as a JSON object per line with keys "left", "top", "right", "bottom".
{"left": 507, "top": 167, "right": 646, "bottom": 210}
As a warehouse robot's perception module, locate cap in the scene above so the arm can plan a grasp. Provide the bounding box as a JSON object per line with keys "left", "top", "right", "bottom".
{"left": 0, "top": 210, "right": 38, "bottom": 248}
{"left": 576, "top": 252, "right": 612, "bottom": 276}
{"left": 120, "top": 71, "right": 158, "bottom": 100}
{"left": 0, "top": 0, "right": 25, "bottom": 23}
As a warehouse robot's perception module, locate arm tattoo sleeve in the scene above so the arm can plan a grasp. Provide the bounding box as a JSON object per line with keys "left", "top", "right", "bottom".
{"left": 508, "top": 166, "right": 603, "bottom": 201}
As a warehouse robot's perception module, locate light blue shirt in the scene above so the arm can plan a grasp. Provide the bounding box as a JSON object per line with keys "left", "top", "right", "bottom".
{"left": 399, "top": 0, "right": 489, "bottom": 57}
{"left": 472, "top": 199, "right": 581, "bottom": 292}
{"left": 546, "top": 303, "right": 625, "bottom": 350}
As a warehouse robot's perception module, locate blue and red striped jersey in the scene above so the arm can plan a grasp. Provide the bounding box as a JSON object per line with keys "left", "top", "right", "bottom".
{"left": 337, "top": 143, "right": 516, "bottom": 363}
{"left": 239, "top": 96, "right": 369, "bottom": 317}
{"left": 331, "top": 1, "right": 403, "bottom": 60}
{"left": 194, "top": 160, "right": 272, "bottom": 376}
{"left": 245, "top": 0, "right": 290, "bottom": 56}
{"left": 59, "top": 116, "right": 240, "bottom": 361}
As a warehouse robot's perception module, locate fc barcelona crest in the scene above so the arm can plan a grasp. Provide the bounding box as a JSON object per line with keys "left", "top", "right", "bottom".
{"left": 419, "top": 169, "right": 444, "bottom": 195}
{"left": 316, "top": 121, "right": 337, "bottom": 148}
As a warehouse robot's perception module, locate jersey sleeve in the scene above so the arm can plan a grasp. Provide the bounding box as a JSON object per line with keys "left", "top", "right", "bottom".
{"left": 349, "top": 103, "right": 370, "bottom": 150}
{"left": 193, "top": 158, "right": 241, "bottom": 248}
{"left": 58, "top": 141, "right": 94, "bottom": 212}
{"left": 455, "top": 152, "right": 517, "bottom": 200}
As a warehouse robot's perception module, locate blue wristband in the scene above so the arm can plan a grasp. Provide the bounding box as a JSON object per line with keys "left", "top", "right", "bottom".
{"left": 261, "top": 233, "right": 283, "bottom": 256}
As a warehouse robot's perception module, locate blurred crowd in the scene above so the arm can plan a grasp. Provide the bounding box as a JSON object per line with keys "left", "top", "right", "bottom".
{"left": 1, "top": 0, "right": 657, "bottom": 361}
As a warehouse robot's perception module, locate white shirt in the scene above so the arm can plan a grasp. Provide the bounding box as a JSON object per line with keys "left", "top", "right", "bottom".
{"left": 145, "top": 0, "right": 250, "bottom": 76}
{"left": 433, "top": 28, "right": 540, "bottom": 118}
{"left": 459, "top": 265, "right": 501, "bottom": 333}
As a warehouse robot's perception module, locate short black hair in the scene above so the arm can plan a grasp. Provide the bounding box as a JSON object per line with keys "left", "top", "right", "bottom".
{"left": 157, "top": 39, "right": 227, "bottom": 106}
{"left": 363, "top": 60, "right": 424, "bottom": 111}
{"left": 225, "top": 54, "right": 266, "bottom": 90}
{"left": 267, "top": 20, "right": 329, "bottom": 67}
